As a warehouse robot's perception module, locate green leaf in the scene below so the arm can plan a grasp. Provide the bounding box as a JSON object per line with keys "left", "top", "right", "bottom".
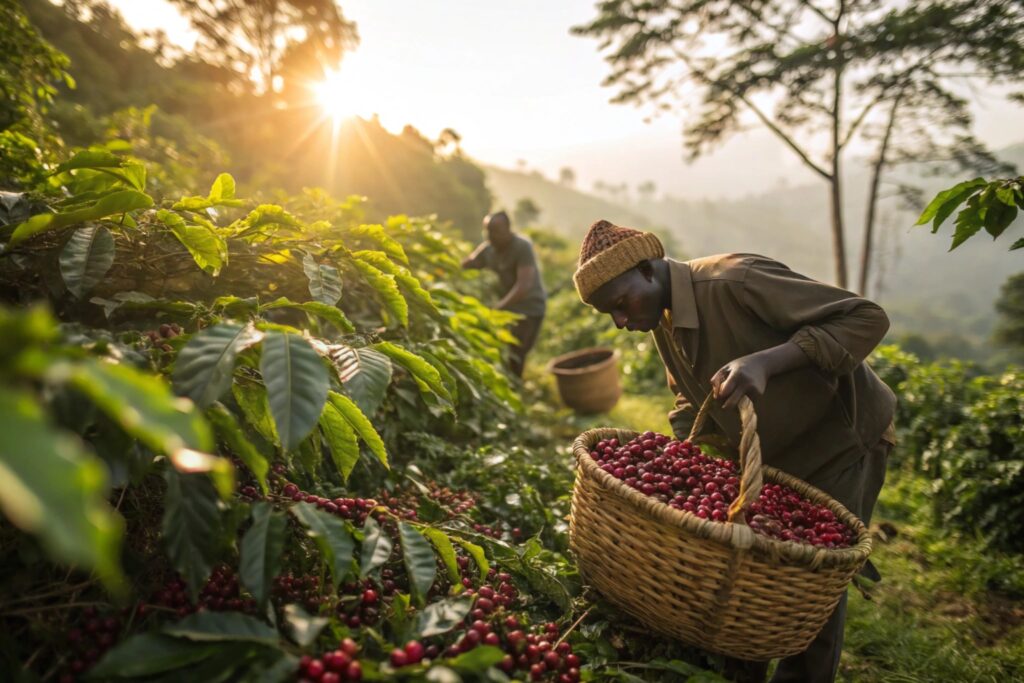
{"left": 11, "top": 189, "right": 153, "bottom": 244}
{"left": 452, "top": 537, "right": 489, "bottom": 583}
{"left": 1011, "top": 237, "right": 1024, "bottom": 251}
{"left": 449, "top": 645, "right": 505, "bottom": 673}
{"left": 916, "top": 178, "right": 986, "bottom": 231}
{"left": 283, "top": 604, "right": 328, "bottom": 648}
{"left": 331, "top": 345, "right": 392, "bottom": 417}
{"left": 353, "top": 250, "right": 435, "bottom": 311}
{"left": 208, "top": 403, "right": 269, "bottom": 492}
{"left": 373, "top": 341, "right": 453, "bottom": 405}
{"left": 209, "top": 173, "right": 237, "bottom": 203}
{"left": 59, "top": 224, "right": 115, "bottom": 298}
{"left": 0, "top": 391, "right": 124, "bottom": 591}
{"left": 415, "top": 595, "right": 474, "bottom": 638}
{"left": 422, "top": 527, "right": 461, "bottom": 585}
{"left": 291, "top": 503, "right": 356, "bottom": 588}
{"left": 173, "top": 323, "right": 264, "bottom": 408}
{"left": 158, "top": 209, "right": 229, "bottom": 276}
{"left": 56, "top": 149, "right": 123, "bottom": 173}
{"left": 88, "top": 633, "right": 218, "bottom": 678}
{"left": 240, "top": 502, "right": 287, "bottom": 609}
{"left": 347, "top": 223, "right": 408, "bottom": 263}
{"left": 163, "top": 469, "right": 224, "bottom": 600}
{"left": 260, "top": 332, "right": 330, "bottom": 451}
{"left": 164, "top": 611, "right": 279, "bottom": 645}
{"left": 233, "top": 383, "right": 279, "bottom": 447}
{"left": 984, "top": 200, "right": 1018, "bottom": 239}
{"left": 359, "top": 516, "right": 393, "bottom": 578}
{"left": 950, "top": 201, "right": 984, "bottom": 251}
{"left": 399, "top": 522, "right": 437, "bottom": 607}
{"left": 318, "top": 399, "right": 360, "bottom": 482}
{"left": 327, "top": 391, "right": 388, "bottom": 469}
{"left": 351, "top": 258, "right": 408, "bottom": 326}
{"left": 303, "top": 253, "right": 344, "bottom": 305}
{"left": 66, "top": 358, "right": 213, "bottom": 455}
{"left": 263, "top": 297, "right": 354, "bottom": 334}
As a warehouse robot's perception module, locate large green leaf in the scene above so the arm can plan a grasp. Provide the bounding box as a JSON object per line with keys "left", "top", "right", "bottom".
{"left": 207, "top": 403, "right": 269, "bottom": 493}
{"left": 59, "top": 224, "right": 115, "bottom": 298}
{"left": 330, "top": 345, "right": 392, "bottom": 416}
{"left": 415, "top": 595, "right": 474, "bottom": 638}
{"left": 55, "top": 149, "right": 124, "bottom": 173}
{"left": 916, "top": 178, "right": 986, "bottom": 231}
{"left": 373, "top": 341, "right": 453, "bottom": 405}
{"left": 399, "top": 522, "right": 437, "bottom": 607}
{"left": 302, "top": 253, "right": 343, "bottom": 305}
{"left": 233, "top": 383, "right": 279, "bottom": 447}
{"left": 318, "top": 399, "right": 360, "bottom": 482}
{"left": 291, "top": 502, "right": 356, "bottom": 588}
{"left": 173, "top": 323, "right": 264, "bottom": 408}
{"left": 11, "top": 189, "right": 153, "bottom": 244}
{"left": 351, "top": 258, "right": 409, "bottom": 326}
{"left": 240, "top": 502, "right": 287, "bottom": 609}
{"left": 0, "top": 391, "right": 124, "bottom": 590}
{"left": 359, "top": 516, "right": 393, "bottom": 578}
{"left": 347, "top": 223, "right": 408, "bottom": 263}
{"left": 164, "top": 611, "right": 279, "bottom": 645}
{"left": 88, "top": 633, "right": 219, "bottom": 678}
{"left": 158, "top": 209, "right": 228, "bottom": 276}
{"left": 327, "top": 391, "right": 388, "bottom": 469}
{"left": 163, "top": 469, "right": 223, "bottom": 600}
{"left": 353, "top": 250, "right": 435, "bottom": 311}
{"left": 449, "top": 646, "right": 506, "bottom": 673}
{"left": 259, "top": 332, "right": 329, "bottom": 451}
{"left": 283, "top": 605, "right": 328, "bottom": 648}
{"left": 66, "top": 358, "right": 213, "bottom": 455}
{"left": 452, "top": 537, "right": 489, "bottom": 583}
{"left": 263, "top": 297, "right": 354, "bottom": 334}
{"left": 422, "top": 527, "right": 461, "bottom": 585}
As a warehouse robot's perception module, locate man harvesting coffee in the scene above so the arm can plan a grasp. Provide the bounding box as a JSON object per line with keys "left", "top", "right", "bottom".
{"left": 463, "top": 210, "right": 547, "bottom": 377}
{"left": 573, "top": 219, "right": 896, "bottom": 683}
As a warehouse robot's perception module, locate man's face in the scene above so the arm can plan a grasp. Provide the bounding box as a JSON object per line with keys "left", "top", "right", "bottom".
{"left": 485, "top": 216, "right": 512, "bottom": 249}
{"left": 588, "top": 265, "right": 664, "bottom": 333}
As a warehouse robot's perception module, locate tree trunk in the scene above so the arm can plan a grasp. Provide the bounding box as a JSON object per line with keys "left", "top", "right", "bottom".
{"left": 859, "top": 94, "right": 902, "bottom": 296}
{"left": 830, "top": 61, "right": 847, "bottom": 289}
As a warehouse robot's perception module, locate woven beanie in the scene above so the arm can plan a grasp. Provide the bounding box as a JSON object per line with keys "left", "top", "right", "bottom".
{"left": 573, "top": 219, "right": 665, "bottom": 302}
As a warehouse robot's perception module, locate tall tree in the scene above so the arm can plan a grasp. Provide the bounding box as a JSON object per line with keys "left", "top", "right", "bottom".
{"left": 559, "top": 166, "right": 577, "bottom": 187}
{"left": 168, "top": 0, "right": 359, "bottom": 94}
{"left": 574, "top": 0, "right": 1024, "bottom": 291}
{"left": 513, "top": 197, "right": 542, "bottom": 227}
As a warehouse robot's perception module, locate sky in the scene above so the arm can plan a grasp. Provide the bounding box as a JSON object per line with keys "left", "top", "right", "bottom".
{"left": 110, "top": 0, "right": 1023, "bottom": 201}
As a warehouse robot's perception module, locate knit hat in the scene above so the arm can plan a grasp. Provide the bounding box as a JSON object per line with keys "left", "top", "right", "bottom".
{"left": 573, "top": 219, "right": 665, "bottom": 302}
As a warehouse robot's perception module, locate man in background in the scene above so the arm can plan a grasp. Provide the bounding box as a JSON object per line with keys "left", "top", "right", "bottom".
{"left": 462, "top": 210, "right": 547, "bottom": 377}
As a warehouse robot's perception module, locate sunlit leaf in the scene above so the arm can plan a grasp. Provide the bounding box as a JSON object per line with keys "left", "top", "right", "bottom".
{"left": 351, "top": 258, "right": 408, "bottom": 326}
{"left": 330, "top": 345, "right": 392, "bottom": 417}
{"left": 327, "top": 391, "right": 387, "bottom": 469}
{"left": 59, "top": 224, "right": 115, "bottom": 298}
{"left": 400, "top": 522, "right": 437, "bottom": 607}
{"left": 303, "top": 253, "right": 344, "bottom": 305}
{"left": 318, "top": 399, "right": 360, "bottom": 481}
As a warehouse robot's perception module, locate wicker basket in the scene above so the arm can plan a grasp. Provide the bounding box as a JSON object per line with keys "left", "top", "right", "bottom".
{"left": 569, "top": 396, "right": 873, "bottom": 661}
{"left": 547, "top": 347, "right": 622, "bottom": 414}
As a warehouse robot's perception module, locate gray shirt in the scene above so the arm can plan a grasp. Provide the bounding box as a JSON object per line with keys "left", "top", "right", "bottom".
{"left": 465, "top": 234, "right": 547, "bottom": 317}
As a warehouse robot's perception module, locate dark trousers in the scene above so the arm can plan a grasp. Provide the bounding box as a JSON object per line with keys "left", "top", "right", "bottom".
{"left": 508, "top": 314, "right": 544, "bottom": 378}
{"left": 723, "top": 436, "right": 893, "bottom": 683}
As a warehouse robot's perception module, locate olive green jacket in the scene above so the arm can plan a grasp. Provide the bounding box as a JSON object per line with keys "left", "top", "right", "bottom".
{"left": 652, "top": 255, "right": 896, "bottom": 484}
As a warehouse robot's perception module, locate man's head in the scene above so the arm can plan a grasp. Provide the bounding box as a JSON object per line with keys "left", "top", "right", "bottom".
{"left": 573, "top": 220, "right": 667, "bottom": 333}
{"left": 484, "top": 211, "right": 513, "bottom": 249}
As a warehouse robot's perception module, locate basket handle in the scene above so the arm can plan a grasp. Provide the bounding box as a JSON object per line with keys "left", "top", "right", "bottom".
{"left": 687, "top": 393, "right": 763, "bottom": 524}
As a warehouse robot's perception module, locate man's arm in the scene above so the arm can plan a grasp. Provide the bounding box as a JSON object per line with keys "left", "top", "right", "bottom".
{"left": 712, "top": 256, "right": 890, "bottom": 408}
{"left": 461, "top": 242, "right": 490, "bottom": 269}
{"left": 495, "top": 263, "right": 536, "bottom": 310}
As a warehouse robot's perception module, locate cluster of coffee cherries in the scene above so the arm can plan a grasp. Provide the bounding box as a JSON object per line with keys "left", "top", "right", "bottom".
{"left": 146, "top": 568, "right": 257, "bottom": 617}
{"left": 334, "top": 579, "right": 383, "bottom": 628}
{"left": 280, "top": 483, "right": 379, "bottom": 525}
{"left": 747, "top": 484, "right": 855, "bottom": 547}
{"left": 59, "top": 608, "right": 123, "bottom": 682}
{"left": 590, "top": 432, "right": 853, "bottom": 548}
{"left": 378, "top": 483, "right": 477, "bottom": 520}
{"left": 296, "top": 638, "right": 362, "bottom": 682}
{"left": 459, "top": 565, "right": 519, "bottom": 613}
{"left": 143, "top": 323, "right": 182, "bottom": 353}
{"left": 465, "top": 617, "right": 580, "bottom": 682}
{"left": 272, "top": 572, "right": 326, "bottom": 613}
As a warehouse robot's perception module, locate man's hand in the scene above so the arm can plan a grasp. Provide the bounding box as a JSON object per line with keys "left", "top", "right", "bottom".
{"left": 710, "top": 356, "right": 770, "bottom": 409}
{"left": 710, "top": 341, "right": 811, "bottom": 410}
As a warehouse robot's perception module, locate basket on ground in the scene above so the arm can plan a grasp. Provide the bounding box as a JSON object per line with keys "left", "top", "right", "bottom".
{"left": 568, "top": 396, "right": 873, "bottom": 661}
{"left": 547, "top": 347, "right": 621, "bottom": 414}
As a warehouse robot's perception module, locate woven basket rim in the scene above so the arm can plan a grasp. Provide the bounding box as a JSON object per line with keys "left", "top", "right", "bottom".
{"left": 574, "top": 427, "right": 873, "bottom": 570}
{"left": 546, "top": 346, "right": 620, "bottom": 376}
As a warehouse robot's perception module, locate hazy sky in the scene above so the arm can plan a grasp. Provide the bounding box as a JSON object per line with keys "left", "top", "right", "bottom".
{"left": 111, "top": 0, "right": 1023, "bottom": 200}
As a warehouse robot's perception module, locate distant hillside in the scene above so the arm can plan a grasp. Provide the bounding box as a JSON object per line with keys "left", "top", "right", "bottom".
{"left": 485, "top": 144, "right": 1024, "bottom": 358}
{"left": 484, "top": 165, "right": 655, "bottom": 238}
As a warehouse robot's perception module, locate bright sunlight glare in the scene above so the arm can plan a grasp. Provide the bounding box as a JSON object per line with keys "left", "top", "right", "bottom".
{"left": 312, "top": 68, "right": 358, "bottom": 122}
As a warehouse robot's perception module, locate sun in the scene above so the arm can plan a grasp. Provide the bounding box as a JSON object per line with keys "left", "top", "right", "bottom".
{"left": 312, "top": 68, "right": 355, "bottom": 122}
